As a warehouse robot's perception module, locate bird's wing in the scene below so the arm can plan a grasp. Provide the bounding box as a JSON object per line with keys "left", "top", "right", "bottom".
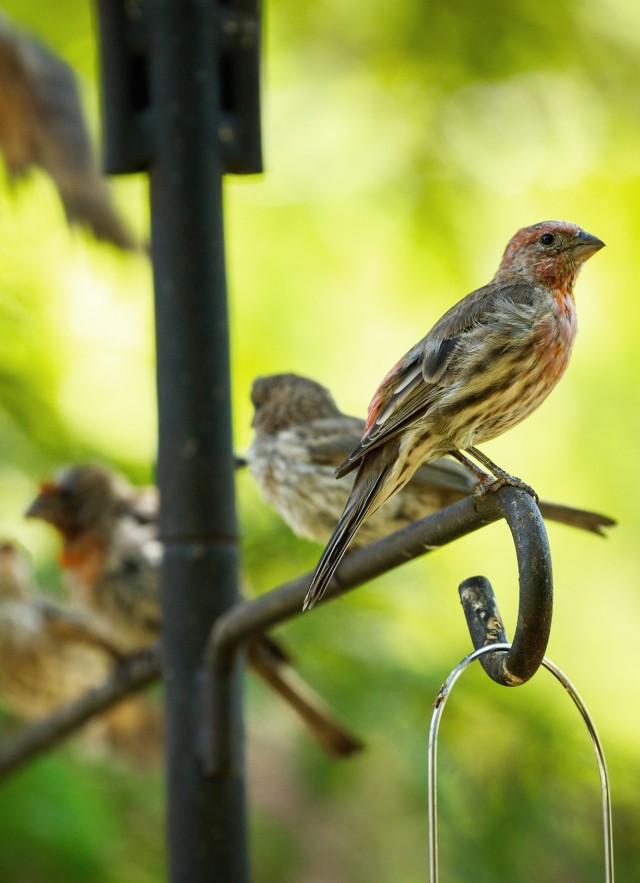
{"left": 411, "top": 457, "right": 476, "bottom": 494}
{"left": 126, "top": 485, "right": 159, "bottom": 525}
{"left": 336, "top": 280, "right": 537, "bottom": 476}
{"left": 293, "top": 416, "right": 366, "bottom": 468}
{"left": 100, "top": 519, "right": 162, "bottom": 634}
{"left": 0, "top": 17, "right": 139, "bottom": 250}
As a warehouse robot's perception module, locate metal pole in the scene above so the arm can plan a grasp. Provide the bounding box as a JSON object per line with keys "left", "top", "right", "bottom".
{"left": 146, "top": 1, "right": 248, "bottom": 879}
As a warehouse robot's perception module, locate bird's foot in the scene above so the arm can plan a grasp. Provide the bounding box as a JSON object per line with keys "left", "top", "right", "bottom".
{"left": 473, "top": 472, "right": 538, "bottom": 502}
{"left": 464, "top": 446, "right": 538, "bottom": 502}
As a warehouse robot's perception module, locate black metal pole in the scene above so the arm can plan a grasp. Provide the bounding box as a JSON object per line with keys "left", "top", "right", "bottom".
{"left": 146, "top": 1, "right": 248, "bottom": 880}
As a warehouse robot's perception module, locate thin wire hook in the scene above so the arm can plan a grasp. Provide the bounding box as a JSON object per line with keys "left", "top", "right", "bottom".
{"left": 428, "top": 644, "right": 614, "bottom": 883}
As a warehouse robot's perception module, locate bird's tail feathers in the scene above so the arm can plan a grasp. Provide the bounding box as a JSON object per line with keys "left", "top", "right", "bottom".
{"left": 304, "top": 469, "right": 386, "bottom": 610}
{"left": 537, "top": 501, "right": 616, "bottom": 536}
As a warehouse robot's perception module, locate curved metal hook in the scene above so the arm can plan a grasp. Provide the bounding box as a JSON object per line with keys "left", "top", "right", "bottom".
{"left": 459, "top": 486, "right": 553, "bottom": 685}
{"left": 428, "top": 643, "right": 614, "bottom": 883}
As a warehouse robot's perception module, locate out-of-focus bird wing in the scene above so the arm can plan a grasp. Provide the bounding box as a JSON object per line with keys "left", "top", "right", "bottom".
{"left": 127, "top": 485, "right": 159, "bottom": 525}
{"left": 38, "top": 597, "right": 127, "bottom": 659}
{"left": 81, "top": 516, "right": 163, "bottom": 653}
{"left": 411, "top": 457, "right": 476, "bottom": 494}
{"left": 292, "top": 416, "right": 366, "bottom": 468}
{"left": 0, "top": 15, "right": 139, "bottom": 250}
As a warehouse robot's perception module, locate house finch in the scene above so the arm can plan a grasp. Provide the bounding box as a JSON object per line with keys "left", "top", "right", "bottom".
{"left": 0, "top": 540, "right": 163, "bottom": 765}
{"left": 247, "top": 372, "right": 615, "bottom": 545}
{"left": 25, "top": 465, "right": 159, "bottom": 652}
{"left": 305, "top": 221, "right": 605, "bottom": 609}
{"left": 0, "top": 540, "right": 113, "bottom": 718}
{"left": 26, "top": 464, "right": 363, "bottom": 757}
{"left": 0, "top": 14, "right": 138, "bottom": 250}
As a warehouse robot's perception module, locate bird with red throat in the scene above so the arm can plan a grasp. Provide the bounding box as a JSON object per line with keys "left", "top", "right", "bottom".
{"left": 305, "top": 220, "right": 605, "bottom": 609}
{"left": 247, "top": 372, "right": 614, "bottom": 545}
{"left": 26, "top": 464, "right": 364, "bottom": 757}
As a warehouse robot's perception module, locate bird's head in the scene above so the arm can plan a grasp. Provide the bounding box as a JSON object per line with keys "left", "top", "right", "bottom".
{"left": 25, "top": 464, "right": 131, "bottom": 541}
{"left": 496, "top": 221, "right": 604, "bottom": 290}
{"left": 250, "top": 373, "right": 341, "bottom": 435}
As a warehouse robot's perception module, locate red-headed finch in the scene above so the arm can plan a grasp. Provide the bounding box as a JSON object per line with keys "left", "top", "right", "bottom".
{"left": 304, "top": 221, "right": 605, "bottom": 608}
{"left": 26, "top": 464, "right": 159, "bottom": 652}
{"left": 26, "top": 465, "right": 363, "bottom": 757}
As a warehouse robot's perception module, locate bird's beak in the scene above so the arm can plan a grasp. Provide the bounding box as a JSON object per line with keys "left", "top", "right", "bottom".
{"left": 571, "top": 230, "right": 605, "bottom": 259}
{"left": 24, "top": 497, "right": 44, "bottom": 519}
{"left": 24, "top": 492, "right": 53, "bottom": 520}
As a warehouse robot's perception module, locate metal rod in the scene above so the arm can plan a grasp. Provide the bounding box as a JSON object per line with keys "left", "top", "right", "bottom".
{"left": 202, "top": 486, "right": 546, "bottom": 772}
{"left": 541, "top": 656, "right": 614, "bottom": 883}
{"left": 209, "top": 494, "right": 498, "bottom": 664}
{"left": 146, "top": 0, "right": 247, "bottom": 879}
{"left": 0, "top": 647, "right": 160, "bottom": 780}
{"left": 428, "top": 645, "right": 614, "bottom": 883}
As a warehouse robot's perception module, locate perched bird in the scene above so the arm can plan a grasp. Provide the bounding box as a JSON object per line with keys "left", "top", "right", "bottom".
{"left": 305, "top": 221, "right": 605, "bottom": 608}
{"left": 26, "top": 464, "right": 363, "bottom": 757}
{"left": 0, "top": 540, "right": 115, "bottom": 718}
{"left": 26, "top": 465, "right": 159, "bottom": 652}
{"left": 0, "top": 15, "right": 138, "bottom": 250}
{"left": 0, "top": 540, "right": 162, "bottom": 765}
{"left": 247, "top": 373, "right": 615, "bottom": 546}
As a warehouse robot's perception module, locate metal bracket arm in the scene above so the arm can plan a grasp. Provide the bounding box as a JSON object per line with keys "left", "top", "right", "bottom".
{"left": 201, "top": 486, "right": 553, "bottom": 773}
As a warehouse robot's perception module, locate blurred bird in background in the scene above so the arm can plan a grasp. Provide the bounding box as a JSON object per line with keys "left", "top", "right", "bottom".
{"left": 0, "top": 14, "right": 138, "bottom": 250}
{"left": 248, "top": 372, "right": 615, "bottom": 546}
{"left": 26, "top": 464, "right": 363, "bottom": 757}
{"left": 27, "top": 466, "right": 161, "bottom": 653}
{"left": 0, "top": 540, "right": 162, "bottom": 766}
{"left": 304, "top": 221, "right": 605, "bottom": 607}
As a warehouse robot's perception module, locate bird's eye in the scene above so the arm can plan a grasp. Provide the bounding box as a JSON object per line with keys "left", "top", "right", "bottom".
{"left": 539, "top": 232, "right": 555, "bottom": 246}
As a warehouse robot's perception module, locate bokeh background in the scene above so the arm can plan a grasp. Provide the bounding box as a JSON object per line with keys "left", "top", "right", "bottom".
{"left": 0, "top": 0, "right": 638, "bottom": 880}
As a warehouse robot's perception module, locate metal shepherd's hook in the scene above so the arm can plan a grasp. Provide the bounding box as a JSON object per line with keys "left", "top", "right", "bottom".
{"left": 459, "top": 485, "right": 553, "bottom": 686}
{"left": 427, "top": 488, "right": 613, "bottom": 882}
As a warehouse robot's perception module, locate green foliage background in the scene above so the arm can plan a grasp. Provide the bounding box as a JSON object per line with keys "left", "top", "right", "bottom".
{"left": 0, "top": 0, "right": 638, "bottom": 880}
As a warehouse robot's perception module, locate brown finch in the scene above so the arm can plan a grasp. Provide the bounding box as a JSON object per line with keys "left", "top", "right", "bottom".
{"left": 26, "top": 465, "right": 363, "bottom": 757}
{"left": 0, "top": 540, "right": 116, "bottom": 717}
{"left": 26, "top": 465, "right": 159, "bottom": 652}
{"left": 0, "top": 15, "right": 138, "bottom": 250}
{"left": 248, "top": 373, "right": 615, "bottom": 547}
{"left": 305, "top": 221, "right": 605, "bottom": 608}
{"left": 0, "top": 540, "right": 162, "bottom": 764}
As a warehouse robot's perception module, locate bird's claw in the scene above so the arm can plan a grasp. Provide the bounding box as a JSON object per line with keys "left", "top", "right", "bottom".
{"left": 473, "top": 475, "right": 539, "bottom": 503}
